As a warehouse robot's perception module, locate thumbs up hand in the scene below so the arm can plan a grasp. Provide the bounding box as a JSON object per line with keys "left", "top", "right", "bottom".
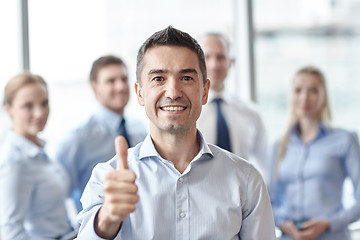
{"left": 95, "top": 136, "right": 139, "bottom": 238}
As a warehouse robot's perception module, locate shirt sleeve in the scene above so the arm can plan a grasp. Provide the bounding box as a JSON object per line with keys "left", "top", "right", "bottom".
{"left": 250, "top": 112, "right": 269, "bottom": 183}
{"left": 76, "top": 160, "right": 122, "bottom": 239}
{"left": 55, "top": 132, "right": 83, "bottom": 199}
{"left": 239, "top": 165, "right": 277, "bottom": 240}
{"left": 328, "top": 132, "right": 360, "bottom": 232}
{"left": 0, "top": 159, "right": 35, "bottom": 240}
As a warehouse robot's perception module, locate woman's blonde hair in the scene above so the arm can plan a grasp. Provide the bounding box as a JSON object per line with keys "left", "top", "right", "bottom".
{"left": 3, "top": 71, "right": 47, "bottom": 106}
{"left": 276, "top": 66, "right": 332, "bottom": 165}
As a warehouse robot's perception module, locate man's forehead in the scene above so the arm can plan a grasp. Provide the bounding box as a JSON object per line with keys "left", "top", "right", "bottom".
{"left": 98, "top": 64, "right": 128, "bottom": 78}
{"left": 201, "top": 36, "right": 229, "bottom": 55}
{"left": 138, "top": 46, "right": 204, "bottom": 84}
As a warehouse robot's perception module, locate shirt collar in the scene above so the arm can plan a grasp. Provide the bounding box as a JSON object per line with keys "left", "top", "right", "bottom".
{"left": 291, "top": 122, "right": 329, "bottom": 141}
{"left": 8, "top": 130, "right": 47, "bottom": 159}
{"left": 138, "top": 130, "right": 213, "bottom": 162}
{"left": 207, "top": 89, "right": 227, "bottom": 103}
{"left": 95, "top": 104, "right": 124, "bottom": 133}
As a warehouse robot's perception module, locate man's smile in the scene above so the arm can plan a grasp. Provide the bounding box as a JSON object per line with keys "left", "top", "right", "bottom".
{"left": 160, "top": 105, "right": 187, "bottom": 111}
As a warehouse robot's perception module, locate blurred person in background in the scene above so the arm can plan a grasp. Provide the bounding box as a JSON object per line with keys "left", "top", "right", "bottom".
{"left": 268, "top": 66, "right": 360, "bottom": 240}
{"left": 55, "top": 55, "right": 147, "bottom": 212}
{"left": 197, "top": 33, "right": 269, "bottom": 181}
{"left": 0, "top": 72, "right": 76, "bottom": 239}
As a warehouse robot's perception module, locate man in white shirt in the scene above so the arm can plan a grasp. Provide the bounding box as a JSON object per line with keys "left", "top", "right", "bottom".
{"left": 197, "top": 33, "right": 269, "bottom": 180}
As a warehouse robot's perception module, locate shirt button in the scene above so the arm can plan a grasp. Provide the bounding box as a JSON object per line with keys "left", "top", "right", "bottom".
{"left": 180, "top": 212, "right": 186, "bottom": 218}
{"left": 179, "top": 177, "right": 184, "bottom": 182}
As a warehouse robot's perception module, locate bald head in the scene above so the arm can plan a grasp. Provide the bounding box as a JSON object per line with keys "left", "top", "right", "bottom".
{"left": 199, "top": 33, "right": 233, "bottom": 93}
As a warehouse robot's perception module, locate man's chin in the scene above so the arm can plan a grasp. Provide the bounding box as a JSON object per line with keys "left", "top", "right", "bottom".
{"left": 159, "top": 123, "right": 190, "bottom": 134}
{"left": 107, "top": 105, "right": 125, "bottom": 114}
{"left": 208, "top": 80, "right": 223, "bottom": 89}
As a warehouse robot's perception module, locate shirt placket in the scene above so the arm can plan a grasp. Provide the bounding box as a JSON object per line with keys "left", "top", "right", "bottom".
{"left": 175, "top": 175, "right": 189, "bottom": 240}
{"left": 297, "top": 144, "right": 309, "bottom": 219}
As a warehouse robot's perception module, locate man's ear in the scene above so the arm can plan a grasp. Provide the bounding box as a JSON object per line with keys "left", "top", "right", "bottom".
{"left": 202, "top": 79, "right": 210, "bottom": 105}
{"left": 134, "top": 82, "right": 145, "bottom": 106}
{"left": 228, "top": 58, "right": 235, "bottom": 68}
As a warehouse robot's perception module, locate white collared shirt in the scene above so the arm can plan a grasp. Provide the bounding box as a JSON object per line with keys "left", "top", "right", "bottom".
{"left": 197, "top": 90, "right": 269, "bottom": 181}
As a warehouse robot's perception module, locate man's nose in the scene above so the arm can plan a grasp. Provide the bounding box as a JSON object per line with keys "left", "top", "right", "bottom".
{"left": 164, "top": 79, "right": 182, "bottom": 99}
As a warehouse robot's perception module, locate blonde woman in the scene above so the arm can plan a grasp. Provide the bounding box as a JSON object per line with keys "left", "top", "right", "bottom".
{"left": 268, "top": 66, "right": 360, "bottom": 240}
{"left": 0, "top": 72, "right": 74, "bottom": 239}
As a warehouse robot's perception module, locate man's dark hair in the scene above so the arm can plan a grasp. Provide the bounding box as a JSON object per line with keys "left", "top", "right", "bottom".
{"left": 90, "top": 55, "right": 126, "bottom": 82}
{"left": 136, "top": 26, "right": 207, "bottom": 84}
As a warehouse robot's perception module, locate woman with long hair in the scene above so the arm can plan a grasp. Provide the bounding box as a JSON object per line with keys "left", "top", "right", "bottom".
{"left": 0, "top": 72, "right": 74, "bottom": 239}
{"left": 268, "top": 66, "right": 360, "bottom": 240}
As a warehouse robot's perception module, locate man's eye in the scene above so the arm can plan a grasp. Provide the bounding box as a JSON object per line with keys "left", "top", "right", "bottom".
{"left": 182, "top": 76, "right": 193, "bottom": 81}
{"left": 42, "top": 100, "right": 49, "bottom": 107}
{"left": 153, "top": 76, "right": 164, "bottom": 82}
{"left": 216, "top": 55, "right": 226, "bottom": 61}
{"left": 107, "top": 78, "right": 115, "bottom": 84}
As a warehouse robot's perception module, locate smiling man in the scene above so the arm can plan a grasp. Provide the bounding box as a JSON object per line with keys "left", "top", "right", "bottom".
{"left": 197, "top": 33, "right": 269, "bottom": 182}
{"left": 76, "top": 26, "right": 275, "bottom": 239}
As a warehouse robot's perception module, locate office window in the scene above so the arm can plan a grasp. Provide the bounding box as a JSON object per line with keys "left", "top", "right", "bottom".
{"left": 254, "top": 0, "right": 360, "bottom": 142}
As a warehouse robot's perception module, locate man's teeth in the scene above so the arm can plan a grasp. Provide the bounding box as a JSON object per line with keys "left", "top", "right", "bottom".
{"left": 162, "top": 106, "right": 185, "bottom": 111}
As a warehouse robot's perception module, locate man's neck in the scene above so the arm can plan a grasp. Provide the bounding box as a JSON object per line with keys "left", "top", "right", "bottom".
{"left": 100, "top": 103, "right": 124, "bottom": 116}
{"left": 208, "top": 88, "right": 224, "bottom": 101}
{"left": 211, "top": 86, "right": 224, "bottom": 94}
{"left": 150, "top": 127, "right": 200, "bottom": 174}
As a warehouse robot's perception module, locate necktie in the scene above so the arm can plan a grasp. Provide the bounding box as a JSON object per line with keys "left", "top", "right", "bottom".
{"left": 214, "top": 98, "right": 232, "bottom": 152}
{"left": 118, "top": 118, "right": 131, "bottom": 147}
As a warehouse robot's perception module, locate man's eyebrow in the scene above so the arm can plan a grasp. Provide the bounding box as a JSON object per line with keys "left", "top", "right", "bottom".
{"left": 179, "top": 68, "right": 198, "bottom": 75}
{"left": 147, "top": 68, "right": 198, "bottom": 75}
{"left": 148, "top": 69, "right": 168, "bottom": 75}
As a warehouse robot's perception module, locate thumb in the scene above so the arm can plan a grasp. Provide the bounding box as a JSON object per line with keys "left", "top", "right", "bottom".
{"left": 115, "top": 136, "right": 129, "bottom": 170}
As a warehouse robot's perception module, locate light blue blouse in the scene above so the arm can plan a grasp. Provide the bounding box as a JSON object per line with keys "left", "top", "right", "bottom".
{"left": 0, "top": 131, "right": 71, "bottom": 240}
{"left": 269, "top": 124, "right": 360, "bottom": 240}
{"left": 77, "top": 132, "right": 276, "bottom": 240}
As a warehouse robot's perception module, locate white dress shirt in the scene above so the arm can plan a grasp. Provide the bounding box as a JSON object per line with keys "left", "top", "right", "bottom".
{"left": 197, "top": 90, "right": 269, "bottom": 181}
